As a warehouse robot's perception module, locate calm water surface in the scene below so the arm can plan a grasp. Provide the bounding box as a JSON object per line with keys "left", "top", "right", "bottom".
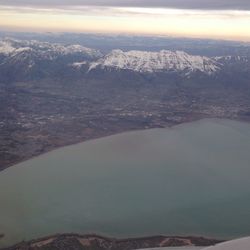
{"left": 1, "top": 119, "right": 250, "bottom": 247}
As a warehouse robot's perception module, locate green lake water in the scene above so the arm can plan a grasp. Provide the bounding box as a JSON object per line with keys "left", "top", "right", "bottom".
{"left": 0, "top": 119, "right": 250, "bottom": 247}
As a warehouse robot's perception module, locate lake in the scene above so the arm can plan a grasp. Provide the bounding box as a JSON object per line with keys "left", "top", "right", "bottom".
{"left": 1, "top": 119, "right": 250, "bottom": 247}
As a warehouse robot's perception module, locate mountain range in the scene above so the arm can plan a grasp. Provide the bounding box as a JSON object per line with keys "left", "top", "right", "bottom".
{"left": 1, "top": 38, "right": 249, "bottom": 82}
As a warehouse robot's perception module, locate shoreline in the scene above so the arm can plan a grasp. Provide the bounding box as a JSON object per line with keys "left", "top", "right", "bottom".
{"left": 0, "top": 233, "right": 224, "bottom": 250}
{"left": 1, "top": 116, "right": 250, "bottom": 172}
{"left": 0, "top": 118, "right": 187, "bottom": 172}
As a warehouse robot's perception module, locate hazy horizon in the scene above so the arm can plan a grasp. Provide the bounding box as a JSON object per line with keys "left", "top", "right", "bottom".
{"left": 0, "top": 0, "right": 250, "bottom": 42}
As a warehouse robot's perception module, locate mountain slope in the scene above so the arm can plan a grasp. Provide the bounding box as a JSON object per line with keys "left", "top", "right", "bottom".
{"left": 0, "top": 38, "right": 102, "bottom": 59}
{"left": 0, "top": 38, "right": 103, "bottom": 81}
{"left": 89, "top": 49, "right": 220, "bottom": 75}
{"left": 1, "top": 38, "right": 250, "bottom": 82}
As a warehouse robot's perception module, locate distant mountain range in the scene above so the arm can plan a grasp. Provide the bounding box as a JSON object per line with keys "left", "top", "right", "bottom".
{"left": 87, "top": 49, "right": 219, "bottom": 75}
{"left": 1, "top": 31, "right": 250, "bottom": 56}
{"left": 0, "top": 38, "right": 249, "bottom": 82}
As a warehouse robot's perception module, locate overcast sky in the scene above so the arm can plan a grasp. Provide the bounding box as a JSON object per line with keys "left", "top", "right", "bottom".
{"left": 0, "top": 0, "right": 250, "bottom": 10}
{"left": 0, "top": 0, "right": 250, "bottom": 41}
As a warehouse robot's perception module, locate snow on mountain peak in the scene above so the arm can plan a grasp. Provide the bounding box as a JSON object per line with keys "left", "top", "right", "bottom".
{"left": 71, "top": 61, "right": 88, "bottom": 69}
{"left": 89, "top": 49, "right": 220, "bottom": 75}
{"left": 0, "top": 40, "right": 16, "bottom": 55}
{"left": 0, "top": 39, "right": 221, "bottom": 76}
{"left": 0, "top": 38, "right": 102, "bottom": 60}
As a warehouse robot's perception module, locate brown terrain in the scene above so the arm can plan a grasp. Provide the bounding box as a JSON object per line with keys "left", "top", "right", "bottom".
{"left": 1, "top": 76, "right": 250, "bottom": 171}
{"left": 1, "top": 234, "right": 224, "bottom": 250}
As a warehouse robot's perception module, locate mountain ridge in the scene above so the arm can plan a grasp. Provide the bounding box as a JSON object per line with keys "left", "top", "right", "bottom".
{"left": 88, "top": 49, "right": 220, "bottom": 75}
{"left": 1, "top": 38, "right": 250, "bottom": 81}
{"left": 0, "top": 38, "right": 231, "bottom": 80}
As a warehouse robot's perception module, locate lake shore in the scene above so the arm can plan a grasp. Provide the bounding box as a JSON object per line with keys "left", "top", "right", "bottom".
{"left": 1, "top": 116, "right": 250, "bottom": 172}
{"left": 0, "top": 233, "right": 224, "bottom": 250}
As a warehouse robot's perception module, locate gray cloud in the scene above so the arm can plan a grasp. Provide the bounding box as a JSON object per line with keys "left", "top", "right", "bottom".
{"left": 0, "top": 0, "right": 250, "bottom": 10}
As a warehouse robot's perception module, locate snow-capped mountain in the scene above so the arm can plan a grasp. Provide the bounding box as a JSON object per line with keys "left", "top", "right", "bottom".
{"left": 213, "top": 55, "right": 250, "bottom": 75}
{"left": 214, "top": 55, "right": 250, "bottom": 65}
{"left": 1, "top": 38, "right": 250, "bottom": 82}
{"left": 89, "top": 49, "right": 220, "bottom": 75}
{"left": 0, "top": 38, "right": 103, "bottom": 80}
{"left": 0, "top": 38, "right": 102, "bottom": 64}
{"left": 0, "top": 40, "right": 17, "bottom": 55}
